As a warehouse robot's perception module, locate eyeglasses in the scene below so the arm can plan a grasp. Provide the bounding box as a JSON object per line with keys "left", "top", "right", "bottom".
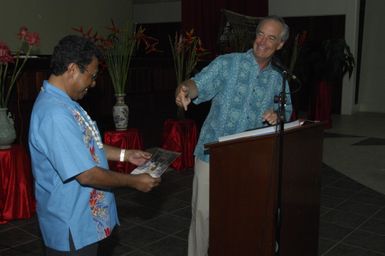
{"left": 80, "top": 65, "right": 98, "bottom": 81}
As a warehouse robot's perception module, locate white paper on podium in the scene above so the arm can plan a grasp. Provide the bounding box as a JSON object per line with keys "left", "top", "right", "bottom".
{"left": 218, "top": 120, "right": 304, "bottom": 142}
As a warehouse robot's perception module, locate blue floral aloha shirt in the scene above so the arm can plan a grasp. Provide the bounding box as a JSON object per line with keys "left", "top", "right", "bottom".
{"left": 29, "top": 81, "right": 119, "bottom": 251}
{"left": 192, "top": 49, "right": 292, "bottom": 162}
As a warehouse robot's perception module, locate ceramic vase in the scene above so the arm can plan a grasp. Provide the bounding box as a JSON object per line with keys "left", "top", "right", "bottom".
{"left": 0, "top": 108, "right": 17, "bottom": 149}
{"left": 113, "top": 94, "right": 129, "bottom": 130}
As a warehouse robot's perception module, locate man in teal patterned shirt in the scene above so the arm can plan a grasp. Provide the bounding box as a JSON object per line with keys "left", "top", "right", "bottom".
{"left": 175, "top": 15, "right": 292, "bottom": 256}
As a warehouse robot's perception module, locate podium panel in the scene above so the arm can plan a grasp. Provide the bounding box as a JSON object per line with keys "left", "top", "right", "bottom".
{"left": 207, "top": 122, "right": 324, "bottom": 256}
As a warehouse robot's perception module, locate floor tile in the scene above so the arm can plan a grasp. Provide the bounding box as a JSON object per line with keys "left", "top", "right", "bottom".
{"left": 0, "top": 239, "right": 45, "bottom": 256}
{"left": 318, "top": 221, "right": 354, "bottom": 241}
{"left": 141, "top": 214, "right": 190, "bottom": 234}
{"left": 343, "top": 230, "right": 385, "bottom": 254}
{"left": 359, "top": 218, "right": 385, "bottom": 235}
{"left": 321, "top": 209, "right": 368, "bottom": 229}
{"left": 140, "top": 236, "right": 187, "bottom": 256}
{"left": 324, "top": 243, "right": 385, "bottom": 256}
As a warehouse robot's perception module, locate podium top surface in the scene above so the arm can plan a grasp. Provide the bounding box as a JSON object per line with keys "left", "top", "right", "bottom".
{"left": 205, "top": 121, "right": 325, "bottom": 149}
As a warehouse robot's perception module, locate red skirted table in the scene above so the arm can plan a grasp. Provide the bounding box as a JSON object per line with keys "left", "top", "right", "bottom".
{"left": 104, "top": 128, "right": 144, "bottom": 173}
{"left": 0, "top": 145, "right": 36, "bottom": 224}
{"left": 161, "top": 119, "right": 197, "bottom": 171}
{"left": 311, "top": 80, "right": 332, "bottom": 129}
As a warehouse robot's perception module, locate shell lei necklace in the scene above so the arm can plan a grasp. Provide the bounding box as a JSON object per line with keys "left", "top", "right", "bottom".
{"left": 41, "top": 86, "right": 103, "bottom": 149}
{"left": 75, "top": 105, "right": 103, "bottom": 149}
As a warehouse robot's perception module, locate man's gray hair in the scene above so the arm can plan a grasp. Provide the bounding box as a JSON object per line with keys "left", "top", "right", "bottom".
{"left": 256, "top": 15, "right": 290, "bottom": 42}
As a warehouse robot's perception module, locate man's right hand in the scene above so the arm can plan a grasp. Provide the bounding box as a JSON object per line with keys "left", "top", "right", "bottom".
{"left": 131, "top": 173, "right": 161, "bottom": 192}
{"left": 175, "top": 84, "right": 191, "bottom": 111}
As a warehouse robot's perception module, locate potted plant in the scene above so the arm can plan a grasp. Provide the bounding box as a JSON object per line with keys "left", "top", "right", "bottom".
{"left": 73, "top": 21, "right": 159, "bottom": 130}
{"left": 0, "top": 26, "right": 40, "bottom": 148}
{"left": 309, "top": 38, "right": 355, "bottom": 127}
{"left": 314, "top": 38, "right": 355, "bottom": 83}
{"left": 169, "top": 29, "right": 209, "bottom": 119}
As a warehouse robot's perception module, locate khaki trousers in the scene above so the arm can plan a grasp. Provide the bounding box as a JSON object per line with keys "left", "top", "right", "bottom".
{"left": 188, "top": 158, "right": 210, "bottom": 256}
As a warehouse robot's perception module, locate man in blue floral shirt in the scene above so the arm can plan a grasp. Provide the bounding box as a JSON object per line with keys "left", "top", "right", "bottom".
{"left": 29, "top": 35, "right": 160, "bottom": 255}
{"left": 175, "top": 15, "right": 293, "bottom": 256}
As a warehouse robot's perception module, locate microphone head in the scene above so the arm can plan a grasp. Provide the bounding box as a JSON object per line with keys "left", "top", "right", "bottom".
{"left": 271, "top": 56, "right": 288, "bottom": 71}
{"left": 271, "top": 56, "right": 297, "bottom": 80}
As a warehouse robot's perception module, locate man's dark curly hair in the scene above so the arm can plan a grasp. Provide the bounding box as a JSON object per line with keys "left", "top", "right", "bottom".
{"left": 50, "top": 35, "right": 102, "bottom": 75}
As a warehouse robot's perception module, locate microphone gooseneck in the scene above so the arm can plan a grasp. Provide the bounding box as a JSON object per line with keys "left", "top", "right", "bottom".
{"left": 271, "top": 56, "right": 297, "bottom": 81}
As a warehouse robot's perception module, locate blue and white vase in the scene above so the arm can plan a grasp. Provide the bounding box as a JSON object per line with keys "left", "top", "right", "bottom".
{"left": 112, "top": 94, "right": 129, "bottom": 131}
{"left": 0, "top": 108, "right": 17, "bottom": 149}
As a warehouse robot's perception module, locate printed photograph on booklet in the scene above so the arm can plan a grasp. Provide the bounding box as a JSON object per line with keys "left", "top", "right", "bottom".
{"left": 131, "top": 148, "right": 181, "bottom": 178}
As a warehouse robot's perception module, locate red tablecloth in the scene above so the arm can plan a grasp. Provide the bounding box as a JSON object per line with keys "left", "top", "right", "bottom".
{"left": 0, "top": 145, "right": 36, "bottom": 224}
{"left": 104, "top": 128, "right": 144, "bottom": 173}
{"left": 312, "top": 80, "right": 332, "bottom": 128}
{"left": 161, "top": 119, "right": 197, "bottom": 171}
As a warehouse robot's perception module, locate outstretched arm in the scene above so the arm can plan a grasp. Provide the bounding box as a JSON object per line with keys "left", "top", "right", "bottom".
{"left": 76, "top": 166, "right": 161, "bottom": 192}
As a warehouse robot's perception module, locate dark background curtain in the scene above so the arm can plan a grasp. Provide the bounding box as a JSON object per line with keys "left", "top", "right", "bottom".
{"left": 182, "top": 0, "right": 268, "bottom": 56}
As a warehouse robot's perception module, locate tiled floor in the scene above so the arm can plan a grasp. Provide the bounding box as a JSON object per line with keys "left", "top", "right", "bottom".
{"left": 1, "top": 112, "right": 384, "bottom": 256}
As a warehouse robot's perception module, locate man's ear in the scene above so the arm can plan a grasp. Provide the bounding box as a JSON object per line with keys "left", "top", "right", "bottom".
{"left": 67, "top": 63, "right": 77, "bottom": 74}
{"left": 67, "top": 63, "right": 79, "bottom": 80}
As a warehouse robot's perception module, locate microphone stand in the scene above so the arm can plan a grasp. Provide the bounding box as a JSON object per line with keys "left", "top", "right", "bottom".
{"left": 274, "top": 70, "right": 289, "bottom": 256}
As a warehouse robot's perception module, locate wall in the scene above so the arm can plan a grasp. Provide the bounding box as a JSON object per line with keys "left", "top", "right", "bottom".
{"left": 133, "top": 1, "right": 181, "bottom": 24}
{"left": 358, "top": 0, "right": 385, "bottom": 112}
{"left": 0, "top": 0, "right": 133, "bottom": 55}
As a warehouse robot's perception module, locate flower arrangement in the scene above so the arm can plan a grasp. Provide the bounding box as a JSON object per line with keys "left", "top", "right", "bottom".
{"left": 73, "top": 20, "right": 159, "bottom": 95}
{"left": 0, "top": 26, "right": 40, "bottom": 108}
{"left": 169, "top": 29, "right": 209, "bottom": 85}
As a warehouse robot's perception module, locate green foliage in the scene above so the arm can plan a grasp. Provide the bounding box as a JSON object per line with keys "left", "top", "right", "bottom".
{"left": 312, "top": 38, "right": 355, "bottom": 83}
{"left": 104, "top": 25, "right": 138, "bottom": 95}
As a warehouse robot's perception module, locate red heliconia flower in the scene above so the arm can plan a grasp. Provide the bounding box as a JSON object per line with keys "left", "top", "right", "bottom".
{"left": 0, "top": 42, "right": 14, "bottom": 64}
{"left": 106, "top": 19, "right": 120, "bottom": 36}
{"left": 176, "top": 34, "right": 184, "bottom": 54}
{"left": 185, "top": 29, "right": 195, "bottom": 42}
{"left": 25, "top": 32, "right": 40, "bottom": 46}
{"left": 1, "top": 26, "right": 40, "bottom": 108}
{"left": 134, "top": 27, "right": 146, "bottom": 42}
{"left": 169, "top": 28, "right": 209, "bottom": 85}
{"left": 195, "top": 39, "right": 206, "bottom": 54}
{"left": 72, "top": 21, "right": 160, "bottom": 94}
{"left": 85, "top": 27, "right": 94, "bottom": 38}
{"left": 17, "top": 26, "right": 29, "bottom": 40}
{"left": 72, "top": 26, "right": 84, "bottom": 34}
{"left": 145, "top": 41, "right": 160, "bottom": 54}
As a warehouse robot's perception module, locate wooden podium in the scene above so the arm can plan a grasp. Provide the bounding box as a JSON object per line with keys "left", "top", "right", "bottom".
{"left": 206, "top": 122, "right": 324, "bottom": 256}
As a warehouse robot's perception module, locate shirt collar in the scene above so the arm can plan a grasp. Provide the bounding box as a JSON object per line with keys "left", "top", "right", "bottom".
{"left": 246, "top": 49, "right": 274, "bottom": 72}
{"left": 43, "top": 80, "right": 72, "bottom": 100}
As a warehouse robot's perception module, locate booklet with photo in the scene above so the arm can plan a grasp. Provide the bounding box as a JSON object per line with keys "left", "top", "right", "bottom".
{"left": 131, "top": 148, "right": 181, "bottom": 178}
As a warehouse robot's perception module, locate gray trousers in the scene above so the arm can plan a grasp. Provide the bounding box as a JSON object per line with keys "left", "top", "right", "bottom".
{"left": 188, "top": 158, "right": 210, "bottom": 256}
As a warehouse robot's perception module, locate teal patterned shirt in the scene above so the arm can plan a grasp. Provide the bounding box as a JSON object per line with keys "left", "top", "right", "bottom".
{"left": 192, "top": 49, "right": 292, "bottom": 162}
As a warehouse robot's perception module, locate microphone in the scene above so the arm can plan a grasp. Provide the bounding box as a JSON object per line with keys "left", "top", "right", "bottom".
{"left": 271, "top": 56, "right": 297, "bottom": 80}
